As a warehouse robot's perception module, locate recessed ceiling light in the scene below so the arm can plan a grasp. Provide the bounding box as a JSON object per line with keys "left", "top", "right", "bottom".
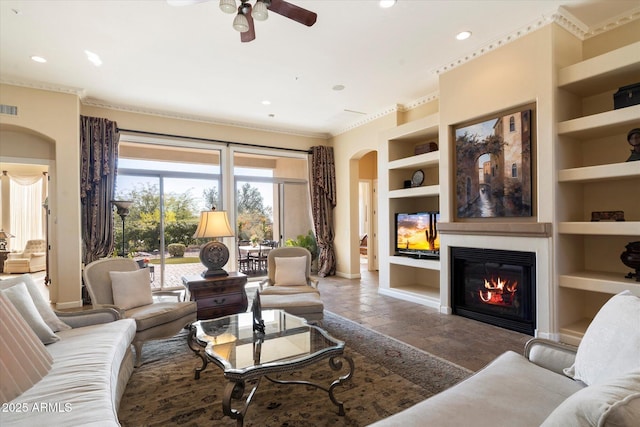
{"left": 456, "top": 31, "right": 472, "bottom": 41}
{"left": 379, "top": 0, "right": 396, "bottom": 8}
{"left": 31, "top": 56, "right": 47, "bottom": 63}
{"left": 261, "top": 100, "right": 271, "bottom": 105}
{"left": 85, "top": 50, "right": 102, "bottom": 67}
{"left": 332, "top": 84, "right": 345, "bottom": 91}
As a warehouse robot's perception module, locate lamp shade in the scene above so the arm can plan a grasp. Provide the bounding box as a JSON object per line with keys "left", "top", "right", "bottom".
{"left": 252, "top": 0, "right": 268, "bottom": 21}
{"left": 232, "top": 12, "right": 249, "bottom": 32}
{"left": 193, "top": 210, "right": 234, "bottom": 239}
{"left": 0, "top": 230, "right": 14, "bottom": 239}
{"left": 219, "top": 0, "right": 236, "bottom": 14}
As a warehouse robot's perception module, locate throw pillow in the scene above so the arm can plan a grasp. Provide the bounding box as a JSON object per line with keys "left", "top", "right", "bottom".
{"left": 1, "top": 281, "right": 60, "bottom": 344}
{"left": 564, "top": 291, "right": 640, "bottom": 386}
{"left": 109, "top": 269, "right": 153, "bottom": 311}
{"left": 274, "top": 256, "right": 308, "bottom": 286}
{"left": 541, "top": 370, "right": 640, "bottom": 427}
{"left": 0, "top": 274, "right": 71, "bottom": 332}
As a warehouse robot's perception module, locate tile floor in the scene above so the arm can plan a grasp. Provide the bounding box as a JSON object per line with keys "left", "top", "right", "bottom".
{"left": 319, "top": 269, "right": 531, "bottom": 371}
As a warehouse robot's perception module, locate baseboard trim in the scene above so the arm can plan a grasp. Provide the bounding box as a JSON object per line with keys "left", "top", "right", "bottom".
{"left": 55, "top": 300, "right": 83, "bottom": 310}
{"left": 335, "top": 271, "right": 361, "bottom": 279}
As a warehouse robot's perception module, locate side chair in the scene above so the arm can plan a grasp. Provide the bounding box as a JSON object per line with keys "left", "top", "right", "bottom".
{"left": 83, "top": 257, "right": 196, "bottom": 366}
{"left": 259, "top": 246, "right": 323, "bottom": 323}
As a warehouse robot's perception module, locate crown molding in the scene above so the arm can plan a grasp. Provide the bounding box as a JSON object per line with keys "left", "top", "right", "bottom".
{"left": 81, "top": 98, "right": 330, "bottom": 140}
{"left": 433, "top": 15, "right": 555, "bottom": 76}
{"left": 402, "top": 92, "right": 439, "bottom": 111}
{"left": 579, "top": 6, "right": 640, "bottom": 39}
{"left": 0, "top": 78, "right": 85, "bottom": 97}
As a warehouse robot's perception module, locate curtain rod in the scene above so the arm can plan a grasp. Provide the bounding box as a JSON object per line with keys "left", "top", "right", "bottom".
{"left": 116, "top": 128, "right": 312, "bottom": 154}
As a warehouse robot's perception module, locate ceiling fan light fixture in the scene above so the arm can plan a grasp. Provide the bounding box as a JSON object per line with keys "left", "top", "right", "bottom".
{"left": 252, "top": 0, "right": 268, "bottom": 21}
{"left": 233, "top": 10, "right": 249, "bottom": 32}
{"left": 219, "top": 0, "right": 236, "bottom": 14}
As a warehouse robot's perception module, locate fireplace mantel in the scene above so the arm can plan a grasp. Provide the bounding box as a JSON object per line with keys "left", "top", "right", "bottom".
{"left": 438, "top": 222, "right": 552, "bottom": 238}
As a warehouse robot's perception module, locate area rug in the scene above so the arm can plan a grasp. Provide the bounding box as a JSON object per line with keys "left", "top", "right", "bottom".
{"left": 118, "top": 311, "right": 472, "bottom": 426}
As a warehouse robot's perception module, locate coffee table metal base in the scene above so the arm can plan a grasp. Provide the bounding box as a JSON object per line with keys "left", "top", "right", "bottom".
{"left": 220, "top": 355, "right": 354, "bottom": 425}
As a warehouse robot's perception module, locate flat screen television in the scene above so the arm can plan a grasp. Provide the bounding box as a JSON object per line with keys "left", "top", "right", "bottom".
{"left": 395, "top": 212, "right": 440, "bottom": 259}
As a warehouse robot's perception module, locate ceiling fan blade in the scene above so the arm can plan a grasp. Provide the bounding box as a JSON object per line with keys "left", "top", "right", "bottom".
{"left": 166, "top": 0, "right": 208, "bottom": 6}
{"left": 241, "top": 4, "right": 256, "bottom": 43}
{"left": 268, "top": 0, "right": 317, "bottom": 26}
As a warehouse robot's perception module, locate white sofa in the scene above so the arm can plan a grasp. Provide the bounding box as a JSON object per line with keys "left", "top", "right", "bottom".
{"left": 370, "top": 291, "right": 640, "bottom": 427}
{"left": 0, "top": 274, "right": 136, "bottom": 426}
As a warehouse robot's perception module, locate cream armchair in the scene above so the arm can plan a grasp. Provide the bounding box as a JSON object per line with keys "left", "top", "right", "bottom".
{"left": 83, "top": 257, "right": 196, "bottom": 366}
{"left": 259, "top": 247, "right": 324, "bottom": 323}
{"left": 4, "top": 239, "right": 46, "bottom": 274}
{"left": 259, "top": 246, "right": 319, "bottom": 295}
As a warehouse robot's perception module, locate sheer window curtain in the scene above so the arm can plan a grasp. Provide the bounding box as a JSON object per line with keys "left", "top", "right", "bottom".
{"left": 9, "top": 174, "right": 44, "bottom": 251}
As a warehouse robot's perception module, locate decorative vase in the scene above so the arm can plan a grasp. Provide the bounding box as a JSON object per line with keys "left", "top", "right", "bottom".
{"left": 620, "top": 241, "right": 640, "bottom": 282}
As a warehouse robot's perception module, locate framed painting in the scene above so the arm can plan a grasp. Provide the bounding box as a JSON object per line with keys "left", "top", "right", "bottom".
{"left": 455, "top": 109, "right": 532, "bottom": 218}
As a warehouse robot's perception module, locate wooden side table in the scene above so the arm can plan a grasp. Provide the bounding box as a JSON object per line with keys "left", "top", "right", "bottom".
{"left": 0, "top": 250, "right": 9, "bottom": 273}
{"left": 182, "top": 272, "right": 248, "bottom": 320}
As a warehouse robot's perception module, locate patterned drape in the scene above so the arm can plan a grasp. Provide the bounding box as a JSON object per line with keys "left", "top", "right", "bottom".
{"left": 80, "top": 116, "right": 120, "bottom": 265}
{"left": 310, "top": 146, "right": 336, "bottom": 277}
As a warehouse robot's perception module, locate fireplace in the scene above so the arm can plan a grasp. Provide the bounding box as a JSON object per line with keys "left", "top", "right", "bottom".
{"left": 451, "top": 247, "right": 536, "bottom": 335}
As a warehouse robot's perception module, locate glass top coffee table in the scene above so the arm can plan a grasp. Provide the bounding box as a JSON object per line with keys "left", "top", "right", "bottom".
{"left": 188, "top": 309, "right": 354, "bottom": 426}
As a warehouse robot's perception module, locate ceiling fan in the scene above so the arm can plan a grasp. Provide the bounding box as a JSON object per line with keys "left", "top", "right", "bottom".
{"left": 167, "top": 0, "right": 317, "bottom": 43}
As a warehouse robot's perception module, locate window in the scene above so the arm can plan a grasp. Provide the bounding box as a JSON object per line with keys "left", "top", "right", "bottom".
{"left": 509, "top": 116, "right": 516, "bottom": 132}
{"left": 116, "top": 141, "right": 222, "bottom": 292}
{"left": 512, "top": 163, "right": 518, "bottom": 178}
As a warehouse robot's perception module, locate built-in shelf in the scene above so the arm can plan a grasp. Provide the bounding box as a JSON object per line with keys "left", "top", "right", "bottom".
{"left": 389, "top": 255, "right": 440, "bottom": 270}
{"left": 438, "top": 222, "right": 552, "bottom": 237}
{"left": 557, "top": 104, "right": 640, "bottom": 139}
{"left": 558, "top": 161, "right": 640, "bottom": 183}
{"left": 558, "top": 221, "right": 640, "bottom": 236}
{"left": 559, "top": 271, "right": 640, "bottom": 295}
{"left": 389, "top": 185, "right": 440, "bottom": 199}
{"left": 555, "top": 39, "right": 640, "bottom": 347}
{"left": 388, "top": 151, "right": 439, "bottom": 170}
{"left": 560, "top": 319, "right": 592, "bottom": 346}
{"left": 558, "top": 41, "right": 640, "bottom": 96}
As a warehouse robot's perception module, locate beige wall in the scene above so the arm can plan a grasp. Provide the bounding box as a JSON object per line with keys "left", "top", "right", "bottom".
{"left": 438, "top": 25, "right": 557, "bottom": 223}
{"left": 0, "top": 84, "right": 80, "bottom": 307}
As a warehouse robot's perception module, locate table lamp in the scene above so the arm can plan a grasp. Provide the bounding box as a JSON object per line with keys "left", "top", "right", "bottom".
{"left": 0, "top": 230, "right": 14, "bottom": 251}
{"left": 193, "top": 207, "right": 234, "bottom": 277}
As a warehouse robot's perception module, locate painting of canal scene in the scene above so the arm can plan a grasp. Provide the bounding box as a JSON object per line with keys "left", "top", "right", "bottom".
{"left": 455, "top": 109, "right": 532, "bottom": 218}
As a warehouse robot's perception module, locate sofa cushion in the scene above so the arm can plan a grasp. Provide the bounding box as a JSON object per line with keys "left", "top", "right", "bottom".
{"left": 109, "top": 269, "right": 153, "bottom": 310}
{"left": 0, "top": 274, "right": 70, "bottom": 332}
{"left": 1, "top": 282, "right": 59, "bottom": 344}
{"left": 369, "top": 351, "right": 585, "bottom": 427}
{"left": 274, "top": 256, "right": 307, "bottom": 286}
{"left": 0, "top": 293, "right": 53, "bottom": 403}
{"left": 541, "top": 370, "right": 640, "bottom": 426}
{"left": 564, "top": 291, "right": 640, "bottom": 386}
{"left": 2, "top": 318, "right": 136, "bottom": 426}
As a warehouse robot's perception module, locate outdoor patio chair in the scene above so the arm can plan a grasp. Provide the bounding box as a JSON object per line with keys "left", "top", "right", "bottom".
{"left": 83, "top": 257, "right": 196, "bottom": 366}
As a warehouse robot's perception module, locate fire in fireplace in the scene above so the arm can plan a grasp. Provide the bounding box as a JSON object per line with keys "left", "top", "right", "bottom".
{"left": 451, "top": 247, "right": 536, "bottom": 335}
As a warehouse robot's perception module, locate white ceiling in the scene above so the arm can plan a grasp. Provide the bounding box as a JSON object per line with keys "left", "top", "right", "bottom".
{"left": 1, "top": 0, "right": 639, "bottom": 139}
